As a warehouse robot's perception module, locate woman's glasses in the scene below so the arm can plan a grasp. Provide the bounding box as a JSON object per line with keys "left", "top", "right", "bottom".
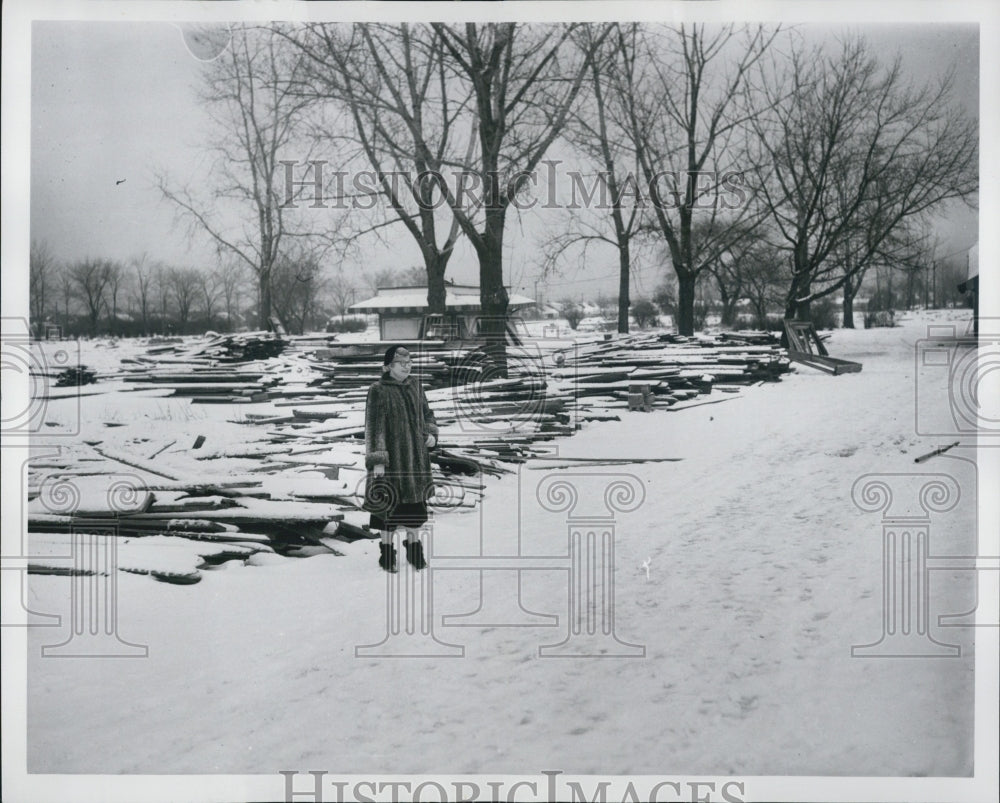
{"left": 392, "top": 357, "right": 412, "bottom": 367}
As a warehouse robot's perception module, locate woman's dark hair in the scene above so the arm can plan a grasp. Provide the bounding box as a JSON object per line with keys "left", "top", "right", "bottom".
{"left": 383, "top": 345, "right": 402, "bottom": 366}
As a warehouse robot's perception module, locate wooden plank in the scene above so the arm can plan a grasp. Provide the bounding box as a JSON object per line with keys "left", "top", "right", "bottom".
{"left": 783, "top": 320, "right": 861, "bottom": 374}
{"left": 788, "top": 351, "right": 862, "bottom": 375}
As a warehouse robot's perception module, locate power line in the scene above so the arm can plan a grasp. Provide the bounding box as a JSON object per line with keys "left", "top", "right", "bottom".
{"left": 542, "top": 271, "right": 621, "bottom": 287}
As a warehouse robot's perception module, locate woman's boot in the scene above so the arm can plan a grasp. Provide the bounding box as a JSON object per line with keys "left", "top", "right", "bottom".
{"left": 403, "top": 539, "right": 427, "bottom": 570}
{"left": 378, "top": 543, "right": 397, "bottom": 573}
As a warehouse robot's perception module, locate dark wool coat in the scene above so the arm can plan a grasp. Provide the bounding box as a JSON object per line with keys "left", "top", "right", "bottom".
{"left": 363, "top": 374, "right": 439, "bottom": 512}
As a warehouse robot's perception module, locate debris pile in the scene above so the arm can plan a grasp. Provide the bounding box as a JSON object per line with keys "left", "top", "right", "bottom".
{"left": 54, "top": 365, "right": 98, "bottom": 386}
{"left": 27, "top": 328, "right": 790, "bottom": 584}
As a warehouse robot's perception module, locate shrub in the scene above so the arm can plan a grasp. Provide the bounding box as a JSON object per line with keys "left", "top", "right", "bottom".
{"left": 631, "top": 299, "right": 659, "bottom": 328}
{"left": 862, "top": 285, "right": 897, "bottom": 328}
{"left": 563, "top": 304, "right": 584, "bottom": 330}
{"left": 864, "top": 309, "right": 896, "bottom": 328}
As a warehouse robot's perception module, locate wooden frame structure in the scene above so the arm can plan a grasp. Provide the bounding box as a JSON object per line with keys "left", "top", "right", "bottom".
{"left": 783, "top": 320, "right": 862, "bottom": 375}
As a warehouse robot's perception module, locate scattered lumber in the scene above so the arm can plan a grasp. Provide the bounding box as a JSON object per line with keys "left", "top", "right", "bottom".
{"left": 666, "top": 396, "right": 742, "bottom": 412}
{"left": 54, "top": 366, "right": 98, "bottom": 386}
{"left": 551, "top": 456, "right": 683, "bottom": 463}
{"left": 29, "top": 328, "right": 793, "bottom": 585}
{"left": 783, "top": 320, "right": 862, "bottom": 375}
{"left": 913, "top": 441, "right": 961, "bottom": 464}
{"left": 92, "top": 446, "right": 181, "bottom": 481}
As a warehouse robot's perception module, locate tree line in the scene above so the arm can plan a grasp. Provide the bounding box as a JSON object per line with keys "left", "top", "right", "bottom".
{"left": 28, "top": 240, "right": 383, "bottom": 338}
{"left": 33, "top": 22, "right": 977, "bottom": 340}
{"left": 557, "top": 243, "right": 974, "bottom": 335}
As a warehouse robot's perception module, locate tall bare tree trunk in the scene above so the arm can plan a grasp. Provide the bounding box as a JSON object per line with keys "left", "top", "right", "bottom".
{"left": 259, "top": 267, "right": 272, "bottom": 328}
{"left": 842, "top": 275, "right": 857, "bottom": 329}
{"left": 677, "top": 273, "right": 697, "bottom": 334}
{"left": 617, "top": 240, "right": 631, "bottom": 334}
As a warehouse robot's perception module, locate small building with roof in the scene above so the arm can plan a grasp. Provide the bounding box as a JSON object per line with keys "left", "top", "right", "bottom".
{"left": 958, "top": 241, "right": 979, "bottom": 336}
{"left": 350, "top": 282, "right": 535, "bottom": 341}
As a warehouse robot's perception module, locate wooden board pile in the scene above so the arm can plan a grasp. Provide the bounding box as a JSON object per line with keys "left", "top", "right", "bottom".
{"left": 303, "top": 352, "right": 459, "bottom": 391}
{"left": 118, "top": 333, "right": 305, "bottom": 403}
{"left": 27, "top": 329, "right": 789, "bottom": 585}
{"left": 26, "top": 465, "right": 348, "bottom": 585}
{"left": 548, "top": 330, "right": 790, "bottom": 409}
{"left": 183, "top": 331, "right": 288, "bottom": 362}
{"left": 54, "top": 366, "right": 98, "bottom": 386}
{"left": 117, "top": 334, "right": 503, "bottom": 403}
{"left": 122, "top": 369, "right": 280, "bottom": 404}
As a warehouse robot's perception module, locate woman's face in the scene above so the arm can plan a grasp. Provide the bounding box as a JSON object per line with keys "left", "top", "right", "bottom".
{"left": 388, "top": 349, "right": 412, "bottom": 381}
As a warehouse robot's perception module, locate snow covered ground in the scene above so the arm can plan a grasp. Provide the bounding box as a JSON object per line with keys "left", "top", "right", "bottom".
{"left": 14, "top": 310, "right": 998, "bottom": 797}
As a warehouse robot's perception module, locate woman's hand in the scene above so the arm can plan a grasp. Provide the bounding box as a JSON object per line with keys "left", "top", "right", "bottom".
{"left": 373, "top": 464, "right": 386, "bottom": 478}
{"left": 425, "top": 434, "right": 436, "bottom": 448}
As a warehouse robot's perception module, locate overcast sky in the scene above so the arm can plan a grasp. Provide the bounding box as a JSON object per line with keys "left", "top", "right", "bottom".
{"left": 27, "top": 18, "right": 982, "bottom": 302}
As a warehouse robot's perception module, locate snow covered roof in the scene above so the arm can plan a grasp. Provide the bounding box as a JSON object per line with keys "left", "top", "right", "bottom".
{"left": 350, "top": 285, "right": 534, "bottom": 313}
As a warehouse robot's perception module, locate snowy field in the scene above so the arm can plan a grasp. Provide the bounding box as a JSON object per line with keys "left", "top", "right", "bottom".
{"left": 17, "top": 310, "right": 995, "bottom": 790}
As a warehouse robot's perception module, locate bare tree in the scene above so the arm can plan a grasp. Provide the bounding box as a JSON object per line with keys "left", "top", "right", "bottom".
{"left": 833, "top": 214, "right": 929, "bottom": 327}
{"left": 212, "top": 259, "right": 247, "bottom": 332}
{"left": 169, "top": 267, "right": 201, "bottom": 333}
{"left": 737, "top": 239, "right": 788, "bottom": 329}
{"left": 285, "top": 23, "right": 474, "bottom": 315}
{"left": 613, "top": 23, "right": 779, "bottom": 335}
{"left": 395, "top": 266, "right": 428, "bottom": 287}
{"left": 159, "top": 24, "right": 325, "bottom": 325}
{"left": 197, "top": 269, "right": 222, "bottom": 328}
{"left": 707, "top": 255, "right": 746, "bottom": 329}
{"left": 360, "top": 265, "right": 427, "bottom": 297}
{"left": 153, "top": 263, "right": 175, "bottom": 333}
{"left": 544, "top": 24, "right": 646, "bottom": 334}
{"left": 428, "top": 22, "right": 611, "bottom": 349}
{"left": 327, "top": 271, "right": 359, "bottom": 319}
{"left": 699, "top": 217, "right": 768, "bottom": 327}
{"left": 30, "top": 239, "right": 56, "bottom": 333}
{"left": 129, "top": 254, "right": 154, "bottom": 335}
{"left": 936, "top": 254, "right": 971, "bottom": 310}
{"left": 364, "top": 267, "right": 399, "bottom": 297}
{"left": 750, "top": 36, "right": 978, "bottom": 323}
{"left": 56, "top": 265, "right": 75, "bottom": 333}
{"left": 105, "top": 261, "right": 124, "bottom": 335}
{"left": 271, "top": 250, "right": 327, "bottom": 334}
{"left": 69, "top": 258, "right": 113, "bottom": 336}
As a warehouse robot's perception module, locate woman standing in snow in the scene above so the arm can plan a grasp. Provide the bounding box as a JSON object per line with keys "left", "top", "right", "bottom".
{"left": 363, "top": 345, "right": 438, "bottom": 573}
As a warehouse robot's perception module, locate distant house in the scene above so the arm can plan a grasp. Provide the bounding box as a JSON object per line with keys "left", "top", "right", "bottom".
{"left": 349, "top": 282, "right": 535, "bottom": 341}
{"left": 958, "top": 242, "right": 979, "bottom": 336}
